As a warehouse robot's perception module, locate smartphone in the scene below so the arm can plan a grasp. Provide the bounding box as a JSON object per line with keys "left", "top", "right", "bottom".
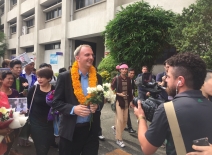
{"left": 193, "top": 137, "right": 210, "bottom": 146}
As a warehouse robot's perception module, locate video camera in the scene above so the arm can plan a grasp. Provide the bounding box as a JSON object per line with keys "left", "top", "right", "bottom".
{"left": 134, "top": 73, "right": 166, "bottom": 122}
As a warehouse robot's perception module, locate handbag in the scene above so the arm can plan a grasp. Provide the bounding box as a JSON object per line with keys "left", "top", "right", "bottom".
{"left": 111, "top": 76, "right": 118, "bottom": 112}
{"left": 19, "top": 85, "right": 37, "bottom": 140}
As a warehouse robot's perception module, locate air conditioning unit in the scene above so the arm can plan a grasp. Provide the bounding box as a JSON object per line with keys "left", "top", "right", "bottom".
{"left": 22, "top": 26, "right": 27, "bottom": 35}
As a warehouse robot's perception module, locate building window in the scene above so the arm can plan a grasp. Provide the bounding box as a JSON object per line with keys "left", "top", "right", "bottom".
{"left": 46, "top": 7, "right": 62, "bottom": 21}
{"left": 45, "top": 43, "right": 61, "bottom": 50}
{"left": 11, "top": 0, "right": 17, "bottom": 6}
{"left": 1, "top": 7, "right": 4, "bottom": 16}
{"left": 11, "top": 26, "right": 16, "bottom": 34}
{"left": 26, "top": 47, "right": 34, "bottom": 53}
{"left": 76, "top": 0, "right": 103, "bottom": 10}
{"left": 11, "top": 50, "right": 16, "bottom": 54}
{"left": 26, "top": 19, "right": 34, "bottom": 27}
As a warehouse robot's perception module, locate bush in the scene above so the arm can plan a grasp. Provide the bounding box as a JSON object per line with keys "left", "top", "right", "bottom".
{"left": 97, "top": 54, "right": 118, "bottom": 73}
{"left": 99, "top": 70, "right": 111, "bottom": 83}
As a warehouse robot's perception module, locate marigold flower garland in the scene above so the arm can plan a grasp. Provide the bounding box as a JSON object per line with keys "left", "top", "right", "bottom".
{"left": 71, "top": 61, "right": 97, "bottom": 105}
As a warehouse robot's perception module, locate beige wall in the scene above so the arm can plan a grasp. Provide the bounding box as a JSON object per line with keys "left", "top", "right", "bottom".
{"left": 7, "top": 6, "right": 17, "bottom": 21}
{"left": 74, "top": 1, "right": 106, "bottom": 20}
{"left": 28, "top": 26, "right": 34, "bottom": 33}
{"left": 67, "top": 11, "right": 106, "bottom": 39}
{"left": 39, "top": 25, "right": 62, "bottom": 44}
{"left": 120, "top": 0, "right": 196, "bottom": 14}
{"left": 120, "top": 0, "right": 138, "bottom": 6}
{"left": 11, "top": 33, "right": 17, "bottom": 39}
{"left": 45, "top": 17, "right": 61, "bottom": 28}
{"left": 40, "top": 0, "right": 48, "bottom": 5}
{"left": 20, "top": 33, "right": 34, "bottom": 47}
{"left": 8, "top": 38, "right": 16, "bottom": 49}
{"left": 20, "top": 0, "right": 35, "bottom": 15}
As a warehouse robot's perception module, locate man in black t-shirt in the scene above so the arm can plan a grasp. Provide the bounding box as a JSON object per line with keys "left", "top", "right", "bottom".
{"left": 134, "top": 53, "right": 212, "bottom": 155}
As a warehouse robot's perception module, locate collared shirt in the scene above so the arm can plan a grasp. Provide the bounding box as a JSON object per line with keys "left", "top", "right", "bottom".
{"left": 70, "top": 70, "right": 91, "bottom": 124}
{"left": 21, "top": 69, "right": 37, "bottom": 88}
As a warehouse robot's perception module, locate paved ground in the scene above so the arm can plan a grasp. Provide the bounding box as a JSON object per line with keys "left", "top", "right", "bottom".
{"left": 12, "top": 103, "right": 166, "bottom": 155}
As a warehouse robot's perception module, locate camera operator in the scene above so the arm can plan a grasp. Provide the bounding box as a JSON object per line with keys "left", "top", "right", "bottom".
{"left": 134, "top": 52, "right": 212, "bottom": 155}
{"left": 136, "top": 66, "right": 152, "bottom": 100}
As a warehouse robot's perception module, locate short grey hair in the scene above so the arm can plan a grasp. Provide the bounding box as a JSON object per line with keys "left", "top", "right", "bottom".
{"left": 74, "top": 44, "right": 92, "bottom": 58}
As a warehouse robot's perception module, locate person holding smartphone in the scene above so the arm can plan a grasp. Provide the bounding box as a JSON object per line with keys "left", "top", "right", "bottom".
{"left": 133, "top": 53, "right": 212, "bottom": 155}
{"left": 187, "top": 144, "right": 212, "bottom": 155}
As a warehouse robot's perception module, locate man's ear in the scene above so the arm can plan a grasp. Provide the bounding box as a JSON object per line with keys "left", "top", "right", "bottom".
{"left": 75, "top": 56, "right": 79, "bottom": 61}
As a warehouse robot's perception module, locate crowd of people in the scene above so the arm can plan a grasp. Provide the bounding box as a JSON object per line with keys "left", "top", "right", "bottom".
{"left": 0, "top": 58, "right": 67, "bottom": 155}
{"left": 0, "top": 45, "right": 212, "bottom": 155}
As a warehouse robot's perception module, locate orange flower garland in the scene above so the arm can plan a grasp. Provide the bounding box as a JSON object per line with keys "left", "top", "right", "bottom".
{"left": 71, "top": 61, "right": 97, "bottom": 105}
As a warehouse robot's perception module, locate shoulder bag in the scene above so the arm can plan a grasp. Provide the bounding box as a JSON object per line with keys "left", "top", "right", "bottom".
{"left": 19, "top": 85, "right": 37, "bottom": 140}
{"left": 111, "top": 76, "right": 118, "bottom": 112}
{"left": 164, "top": 101, "right": 186, "bottom": 155}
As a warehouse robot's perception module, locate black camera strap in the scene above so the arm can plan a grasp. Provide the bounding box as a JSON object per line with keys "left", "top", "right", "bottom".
{"left": 164, "top": 101, "right": 186, "bottom": 155}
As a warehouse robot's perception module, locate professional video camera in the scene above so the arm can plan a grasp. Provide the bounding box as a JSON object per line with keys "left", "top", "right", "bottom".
{"left": 134, "top": 73, "right": 166, "bottom": 122}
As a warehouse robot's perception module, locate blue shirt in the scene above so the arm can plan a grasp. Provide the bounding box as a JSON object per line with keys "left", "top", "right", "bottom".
{"left": 70, "top": 70, "right": 91, "bottom": 123}
{"left": 20, "top": 72, "right": 37, "bottom": 88}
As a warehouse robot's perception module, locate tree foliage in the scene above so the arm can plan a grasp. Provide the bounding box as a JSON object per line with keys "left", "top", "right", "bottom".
{"left": 170, "top": 0, "right": 212, "bottom": 68}
{"left": 97, "top": 54, "right": 118, "bottom": 73}
{"left": 103, "top": 1, "right": 176, "bottom": 72}
{"left": 0, "top": 32, "right": 7, "bottom": 57}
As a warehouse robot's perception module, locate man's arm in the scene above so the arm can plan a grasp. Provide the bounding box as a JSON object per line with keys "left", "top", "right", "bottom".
{"left": 135, "top": 102, "right": 158, "bottom": 155}
{"left": 52, "top": 73, "right": 75, "bottom": 115}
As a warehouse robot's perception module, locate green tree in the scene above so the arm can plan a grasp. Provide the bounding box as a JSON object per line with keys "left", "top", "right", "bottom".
{"left": 103, "top": 1, "right": 176, "bottom": 72}
{"left": 97, "top": 54, "right": 119, "bottom": 83}
{"left": 97, "top": 54, "right": 118, "bottom": 73}
{"left": 170, "top": 0, "right": 212, "bottom": 68}
{"left": 0, "top": 32, "right": 7, "bottom": 57}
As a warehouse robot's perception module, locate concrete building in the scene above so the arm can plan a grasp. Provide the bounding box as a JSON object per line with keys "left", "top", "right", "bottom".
{"left": 0, "top": 0, "right": 195, "bottom": 73}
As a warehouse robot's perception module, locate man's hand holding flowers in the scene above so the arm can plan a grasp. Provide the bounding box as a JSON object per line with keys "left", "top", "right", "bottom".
{"left": 74, "top": 105, "right": 91, "bottom": 117}
{"left": 90, "top": 104, "right": 98, "bottom": 113}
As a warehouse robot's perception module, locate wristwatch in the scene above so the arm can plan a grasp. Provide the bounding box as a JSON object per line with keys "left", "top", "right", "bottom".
{"left": 137, "top": 115, "right": 146, "bottom": 124}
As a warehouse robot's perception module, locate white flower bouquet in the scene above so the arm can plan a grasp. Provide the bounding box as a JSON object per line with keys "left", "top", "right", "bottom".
{"left": 86, "top": 83, "right": 116, "bottom": 105}
{"left": 0, "top": 107, "right": 28, "bottom": 143}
